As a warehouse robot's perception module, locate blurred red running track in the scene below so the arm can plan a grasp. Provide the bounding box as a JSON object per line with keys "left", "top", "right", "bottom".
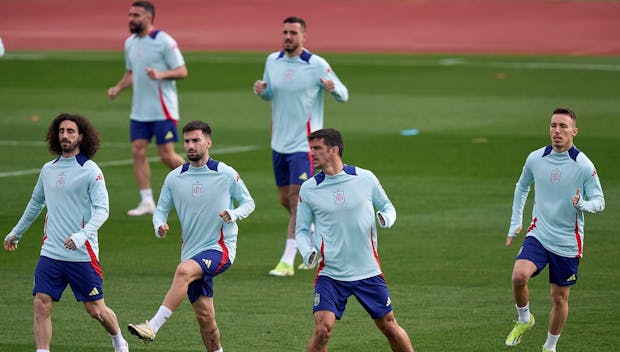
{"left": 1, "top": 0, "right": 619, "bottom": 55}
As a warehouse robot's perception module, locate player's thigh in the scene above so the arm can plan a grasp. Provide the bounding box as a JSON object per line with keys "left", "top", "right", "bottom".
{"left": 130, "top": 120, "right": 154, "bottom": 143}
{"left": 313, "top": 276, "right": 351, "bottom": 319}
{"left": 547, "top": 253, "right": 579, "bottom": 286}
{"left": 33, "top": 256, "right": 69, "bottom": 301}
{"left": 352, "top": 276, "right": 393, "bottom": 320}
{"left": 514, "top": 236, "right": 549, "bottom": 279}
{"left": 153, "top": 120, "right": 179, "bottom": 145}
{"left": 272, "top": 150, "right": 290, "bottom": 187}
{"left": 286, "top": 151, "right": 313, "bottom": 185}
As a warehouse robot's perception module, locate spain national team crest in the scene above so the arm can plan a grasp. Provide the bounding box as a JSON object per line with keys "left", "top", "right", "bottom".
{"left": 314, "top": 292, "right": 321, "bottom": 307}
{"left": 333, "top": 189, "right": 345, "bottom": 205}
{"left": 284, "top": 69, "right": 294, "bottom": 81}
{"left": 56, "top": 172, "right": 66, "bottom": 188}
{"left": 551, "top": 168, "right": 561, "bottom": 184}
{"left": 192, "top": 181, "right": 204, "bottom": 198}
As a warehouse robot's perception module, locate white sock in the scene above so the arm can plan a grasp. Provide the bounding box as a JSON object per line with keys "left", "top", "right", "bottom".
{"left": 140, "top": 189, "right": 154, "bottom": 203}
{"left": 110, "top": 331, "right": 127, "bottom": 350}
{"left": 36, "top": 350, "right": 50, "bottom": 352}
{"left": 543, "top": 332, "right": 560, "bottom": 351}
{"left": 214, "top": 348, "right": 223, "bottom": 352}
{"left": 516, "top": 303, "right": 531, "bottom": 323}
{"left": 280, "top": 239, "right": 297, "bottom": 266}
{"left": 149, "top": 305, "right": 173, "bottom": 333}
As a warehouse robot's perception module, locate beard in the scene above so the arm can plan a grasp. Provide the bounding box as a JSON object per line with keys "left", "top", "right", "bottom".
{"left": 129, "top": 21, "right": 145, "bottom": 34}
{"left": 283, "top": 40, "right": 299, "bottom": 54}
{"left": 186, "top": 150, "right": 205, "bottom": 162}
{"left": 61, "top": 140, "right": 80, "bottom": 154}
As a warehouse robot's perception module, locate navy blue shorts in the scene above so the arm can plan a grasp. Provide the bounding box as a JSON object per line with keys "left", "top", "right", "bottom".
{"left": 517, "top": 236, "right": 579, "bottom": 286}
{"left": 313, "top": 275, "right": 393, "bottom": 320}
{"left": 272, "top": 150, "right": 313, "bottom": 187}
{"left": 130, "top": 119, "right": 178, "bottom": 145}
{"left": 33, "top": 256, "right": 104, "bottom": 302}
{"left": 187, "top": 250, "right": 231, "bottom": 303}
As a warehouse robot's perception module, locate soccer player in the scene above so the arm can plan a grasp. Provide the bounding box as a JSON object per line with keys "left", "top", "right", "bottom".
{"left": 3, "top": 113, "right": 128, "bottom": 352}
{"left": 108, "top": 1, "right": 187, "bottom": 216}
{"left": 254, "top": 16, "right": 349, "bottom": 277}
{"left": 295, "top": 129, "right": 414, "bottom": 352}
{"left": 504, "top": 108, "right": 605, "bottom": 352}
{"left": 127, "top": 120, "right": 255, "bottom": 352}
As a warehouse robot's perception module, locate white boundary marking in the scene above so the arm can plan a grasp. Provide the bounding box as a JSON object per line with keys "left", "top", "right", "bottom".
{"left": 0, "top": 140, "right": 130, "bottom": 148}
{"left": 0, "top": 145, "right": 260, "bottom": 178}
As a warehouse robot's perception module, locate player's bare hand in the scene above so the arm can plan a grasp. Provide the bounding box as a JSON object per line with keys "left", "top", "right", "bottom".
{"left": 320, "top": 78, "right": 335, "bottom": 92}
{"left": 3, "top": 235, "right": 18, "bottom": 251}
{"left": 146, "top": 67, "right": 162, "bottom": 80}
{"left": 158, "top": 224, "right": 169, "bottom": 238}
{"left": 308, "top": 251, "right": 317, "bottom": 265}
{"left": 506, "top": 225, "right": 522, "bottom": 247}
{"left": 107, "top": 86, "right": 121, "bottom": 100}
{"left": 572, "top": 188, "right": 581, "bottom": 207}
{"left": 377, "top": 212, "right": 386, "bottom": 227}
{"left": 253, "top": 80, "right": 267, "bottom": 94}
{"left": 64, "top": 237, "right": 76, "bottom": 250}
{"left": 219, "top": 210, "right": 232, "bottom": 223}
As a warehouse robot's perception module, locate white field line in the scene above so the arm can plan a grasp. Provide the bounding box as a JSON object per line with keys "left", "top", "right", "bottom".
{"left": 0, "top": 140, "right": 131, "bottom": 148}
{"left": 437, "top": 58, "right": 620, "bottom": 71}
{"left": 5, "top": 52, "right": 619, "bottom": 72}
{"left": 0, "top": 145, "right": 260, "bottom": 178}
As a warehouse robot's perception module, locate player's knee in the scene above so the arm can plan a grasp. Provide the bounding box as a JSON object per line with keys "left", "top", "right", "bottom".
{"left": 85, "top": 306, "right": 106, "bottom": 322}
{"left": 511, "top": 271, "right": 529, "bottom": 286}
{"left": 33, "top": 295, "right": 52, "bottom": 315}
{"left": 159, "top": 152, "right": 178, "bottom": 167}
{"left": 314, "top": 322, "right": 333, "bottom": 343}
{"left": 174, "top": 262, "right": 195, "bottom": 282}
{"left": 550, "top": 291, "right": 569, "bottom": 306}
{"left": 279, "top": 195, "right": 289, "bottom": 208}
{"left": 196, "top": 313, "right": 217, "bottom": 330}
{"left": 380, "top": 322, "right": 401, "bottom": 340}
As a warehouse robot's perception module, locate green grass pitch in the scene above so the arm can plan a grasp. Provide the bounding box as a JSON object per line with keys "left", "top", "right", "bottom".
{"left": 0, "top": 51, "right": 619, "bottom": 351}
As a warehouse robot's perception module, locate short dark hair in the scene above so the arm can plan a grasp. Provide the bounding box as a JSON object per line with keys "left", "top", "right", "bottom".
{"left": 132, "top": 1, "right": 155, "bottom": 22}
{"left": 553, "top": 107, "right": 577, "bottom": 121}
{"left": 183, "top": 120, "right": 212, "bottom": 136}
{"left": 308, "top": 128, "right": 344, "bottom": 157}
{"left": 46, "top": 113, "right": 101, "bottom": 158}
{"left": 283, "top": 16, "right": 306, "bottom": 31}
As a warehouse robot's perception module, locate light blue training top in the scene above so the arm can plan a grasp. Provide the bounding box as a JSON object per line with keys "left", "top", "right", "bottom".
{"left": 296, "top": 165, "right": 396, "bottom": 281}
{"left": 7, "top": 154, "right": 109, "bottom": 262}
{"left": 153, "top": 159, "right": 255, "bottom": 262}
{"left": 509, "top": 145, "right": 605, "bottom": 258}
{"left": 257, "top": 49, "right": 348, "bottom": 154}
{"left": 125, "top": 29, "right": 185, "bottom": 122}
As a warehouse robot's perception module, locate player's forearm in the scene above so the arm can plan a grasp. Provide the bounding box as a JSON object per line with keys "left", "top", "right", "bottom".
{"left": 161, "top": 65, "right": 188, "bottom": 80}
{"left": 508, "top": 184, "right": 530, "bottom": 235}
{"left": 332, "top": 82, "right": 349, "bottom": 102}
{"left": 82, "top": 206, "right": 109, "bottom": 235}
{"left": 576, "top": 195, "right": 605, "bottom": 213}
{"left": 229, "top": 197, "right": 255, "bottom": 222}
{"left": 115, "top": 71, "right": 133, "bottom": 90}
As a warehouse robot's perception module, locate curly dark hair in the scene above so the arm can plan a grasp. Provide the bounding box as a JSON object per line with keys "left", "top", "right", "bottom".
{"left": 46, "top": 113, "right": 101, "bottom": 159}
